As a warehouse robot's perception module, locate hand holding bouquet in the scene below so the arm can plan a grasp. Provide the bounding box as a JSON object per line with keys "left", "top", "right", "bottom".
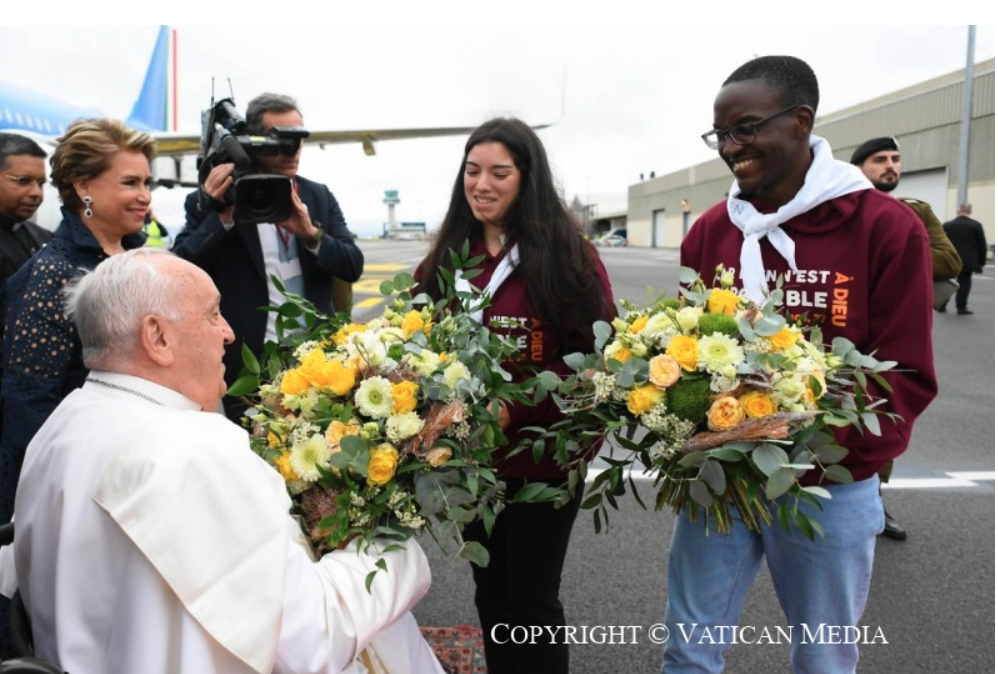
{"left": 550, "top": 265, "right": 897, "bottom": 538}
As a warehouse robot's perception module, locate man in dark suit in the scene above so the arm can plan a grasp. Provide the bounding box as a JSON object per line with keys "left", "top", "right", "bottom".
{"left": 942, "top": 204, "right": 989, "bottom": 315}
{"left": 0, "top": 134, "right": 54, "bottom": 445}
{"left": 0, "top": 133, "right": 52, "bottom": 284}
{"left": 174, "top": 93, "right": 363, "bottom": 421}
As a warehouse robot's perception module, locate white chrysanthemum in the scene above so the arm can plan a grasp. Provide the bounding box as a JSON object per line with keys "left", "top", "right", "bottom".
{"left": 355, "top": 376, "right": 394, "bottom": 419}
{"left": 675, "top": 307, "right": 702, "bottom": 333}
{"left": 407, "top": 349, "right": 442, "bottom": 377}
{"left": 344, "top": 330, "right": 388, "bottom": 366}
{"left": 386, "top": 412, "right": 425, "bottom": 443}
{"left": 289, "top": 434, "right": 330, "bottom": 482}
{"left": 443, "top": 362, "right": 472, "bottom": 393}
{"left": 697, "top": 333, "right": 745, "bottom": 373}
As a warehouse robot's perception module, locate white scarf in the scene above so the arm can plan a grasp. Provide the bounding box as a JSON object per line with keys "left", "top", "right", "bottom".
{"left": 454, "top": 243, "right": 520, "bottom": 324}
{"left": 727, "top": 135, "right": 871, "bottom": 302}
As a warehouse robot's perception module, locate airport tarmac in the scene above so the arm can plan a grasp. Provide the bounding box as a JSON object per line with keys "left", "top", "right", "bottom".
{"left": 356, "top": 239, "right": 995, "bottom": 674}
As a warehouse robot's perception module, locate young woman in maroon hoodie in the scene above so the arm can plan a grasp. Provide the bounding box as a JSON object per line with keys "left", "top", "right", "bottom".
{"left": 416, "top": 118, "right": 614, "bottom": 674}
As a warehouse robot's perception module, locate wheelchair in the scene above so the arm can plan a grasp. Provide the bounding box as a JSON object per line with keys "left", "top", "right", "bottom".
{"left": 0, "top": 522, "right": 64, "bottom": 673}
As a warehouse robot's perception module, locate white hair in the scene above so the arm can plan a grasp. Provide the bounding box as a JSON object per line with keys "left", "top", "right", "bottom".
{"left": 64, "top": 248, "right": 184, "bottom": 369}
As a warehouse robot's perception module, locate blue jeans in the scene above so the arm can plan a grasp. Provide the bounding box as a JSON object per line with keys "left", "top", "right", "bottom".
{"left": 662, "top": 476, "right": 884, "bottom": 674}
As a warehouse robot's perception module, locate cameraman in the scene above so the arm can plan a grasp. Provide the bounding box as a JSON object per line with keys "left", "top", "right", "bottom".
{"left": 174, "top": 93, "right": 363, "bottom": 422}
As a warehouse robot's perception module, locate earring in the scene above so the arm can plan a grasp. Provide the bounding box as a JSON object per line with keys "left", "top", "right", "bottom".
{"left": 83, "top": 195, "right": 93, "bottom": 218}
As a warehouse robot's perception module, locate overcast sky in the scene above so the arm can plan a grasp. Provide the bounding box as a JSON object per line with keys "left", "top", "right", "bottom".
{"left": 1, "top": 25, "right": 993, "bottom": 236}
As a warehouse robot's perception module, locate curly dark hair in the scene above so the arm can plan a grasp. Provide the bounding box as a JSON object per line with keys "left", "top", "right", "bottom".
{"left": 418, "top": 117, "right": 610, "bottom": 344}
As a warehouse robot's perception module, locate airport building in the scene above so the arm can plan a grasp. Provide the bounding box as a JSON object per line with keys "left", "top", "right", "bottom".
{"left": 627, "top": 59, "right": 995, "bottom": 248}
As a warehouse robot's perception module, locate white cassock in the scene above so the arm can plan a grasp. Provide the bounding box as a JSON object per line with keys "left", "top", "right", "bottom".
{"left": 0, "top": 372, "right": 445, "bottom": 674}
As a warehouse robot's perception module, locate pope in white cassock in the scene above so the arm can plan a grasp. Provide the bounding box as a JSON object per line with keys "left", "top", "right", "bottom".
{"left": 0, "top": 249, "right": 445, "bottom": 674}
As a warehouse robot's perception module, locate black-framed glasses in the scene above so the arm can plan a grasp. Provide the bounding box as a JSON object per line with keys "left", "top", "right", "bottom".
{"left": 3, "top": 174, "right": 46, "bottom": 189}
{"left": 701, "top": 104, "right": 801, "bottom": 150}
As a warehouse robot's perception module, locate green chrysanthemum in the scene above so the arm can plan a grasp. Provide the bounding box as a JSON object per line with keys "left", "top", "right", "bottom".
{"left": 697, "top": 333, "right": 745, "bottom": 372}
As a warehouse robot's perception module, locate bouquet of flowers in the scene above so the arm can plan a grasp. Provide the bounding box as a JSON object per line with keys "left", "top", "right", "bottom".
{"left": 548, "top": 265, "right": 897, "bottom": 538}
{"left": 230, "top": 261, "right": 560, "bottom": 580}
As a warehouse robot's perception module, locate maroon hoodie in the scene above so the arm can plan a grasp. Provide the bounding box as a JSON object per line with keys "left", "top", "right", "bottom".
{"left": 683, "top": 188, "right": 938, "bottom": 485}
{"left": 418, "top": 236, "right": 614, "bottom": 480}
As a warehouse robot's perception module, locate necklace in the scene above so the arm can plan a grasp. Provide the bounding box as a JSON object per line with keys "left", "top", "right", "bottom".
{"left": 86, "top": 377, "right": 165, "bottom": 407}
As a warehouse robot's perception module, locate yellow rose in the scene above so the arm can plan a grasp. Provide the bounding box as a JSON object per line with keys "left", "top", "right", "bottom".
{"left": 391, "top": 380, "right": 420, "bottom": 414}
{"left": 267, "top": 431, "right": 283, "bottom": 448}
{"left": 707, "top": 288, "right": 740, "bottom": 316}
{"left": 297, "top": 348, "right": 328, "bottom": 383}
{"left": 768, "top": 326, "right": 798, "bottom": 352}
{"left": 401, "top": 310, "right": 426, "bottom": 338}
{"left": 627, "top": 384, "right": 665, "bottom": 416}
{"left": 629, "top": 315, "right": 649, "bottom": 334}
{"left": 275, "top": 451, "right": 298, "bottom": 482}
{"left": 367, "top": 444, "right": 399, "bottom": 486}
{"left": 666, "top": 335, "right": 699, "bottom": 372}
{"left": 739, "top": 390, "right": 777, "bottom": 418}
{"left": 280, "top": 368, "right": 310, "bottom": 396}
{"left": 321, "top": 359, "right": 357, "bottom": 396}
{"left": 648, "top": 354, "right": 682, "bottom": 389}
{"left": 425, "top": 446, "right": 453, "bottom": 467}
{"left": 707, "top": 396, "right": 746, "bottom": 431}
{"left": 614, "top": 347, "right": 633, "bottom": 363}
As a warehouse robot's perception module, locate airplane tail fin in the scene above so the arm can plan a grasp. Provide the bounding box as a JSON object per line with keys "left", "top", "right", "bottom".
{"left": 126, "top": 25, "right": 171, "bottom": 132}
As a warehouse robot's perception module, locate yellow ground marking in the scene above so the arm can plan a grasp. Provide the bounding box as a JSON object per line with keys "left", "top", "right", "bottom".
{"left": 356, "top": 297, "right": 386, "bottom": 309}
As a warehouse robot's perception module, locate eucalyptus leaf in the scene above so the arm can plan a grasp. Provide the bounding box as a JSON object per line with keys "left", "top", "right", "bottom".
{"left": 801, "top": 485, "right": 832, "bottom": 500}
{"left": 700, "top": 460, "right": 727, "bottom": 496}
{"left": 822, "top": 464, "right": 854, "bottom": 484}
{"left": 765, "top": 467, "right": 796, "bottom": 500}
{"left": 810, "top": 444, "right": 848, "bottom": 465}
{"left": 751, "top": 443, "right": 788, "bottom": 477}
{"left": 593, "top": 321, "right": 613, "bottom": 350}
{"left": 677, "top": 266, "right": 699, "bottom": 285}
{"left": 860, "top": 412, "right": 882, "bottom": 436}
{"left": 689, "top": 480, "right": 713, "bottom": 508}
{"left": 459, "top": 541, "right": 490, "bottom": 568}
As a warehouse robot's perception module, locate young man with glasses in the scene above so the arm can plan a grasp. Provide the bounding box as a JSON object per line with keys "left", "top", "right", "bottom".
{"left": 662, "top": 56, "right": 938, "bottom": 674}
{"left": 174, "top": 93, "right": 364, "bottom": 422}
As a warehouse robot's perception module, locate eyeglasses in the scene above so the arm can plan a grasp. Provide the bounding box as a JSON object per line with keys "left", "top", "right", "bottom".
{"left": 3, "top": 174, "right": 46, "bottom": 189}
{"left": 701, "top": 104, "right": 801, "bottom": 150}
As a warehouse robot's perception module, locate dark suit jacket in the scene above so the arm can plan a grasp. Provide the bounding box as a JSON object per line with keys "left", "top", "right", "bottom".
{"left": 943, "top": 215, "right": 989, "bottom": 274}
{"left": 0, "top": 217, "right": 52, "bottom": 285}
{"left": 173, "top": 175, "right": 363, "bottom": 412}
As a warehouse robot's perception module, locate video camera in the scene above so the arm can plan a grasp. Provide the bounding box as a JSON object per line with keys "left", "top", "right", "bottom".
{"left": 197, "top": 97, "right": 310, "bottom": 224}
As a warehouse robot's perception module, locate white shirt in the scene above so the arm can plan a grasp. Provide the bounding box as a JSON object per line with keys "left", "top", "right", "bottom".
{"left": 0, "top": 372, "right": 442, "bottom": 674}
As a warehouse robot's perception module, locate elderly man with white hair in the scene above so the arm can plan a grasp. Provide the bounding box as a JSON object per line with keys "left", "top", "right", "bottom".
{"left": 0, "top": 248, "right": 443, "bottom": 674}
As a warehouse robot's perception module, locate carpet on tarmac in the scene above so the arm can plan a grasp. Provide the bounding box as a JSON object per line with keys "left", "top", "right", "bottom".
{"left": 420, "top": 625, "right": 486, "bottom": 674}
